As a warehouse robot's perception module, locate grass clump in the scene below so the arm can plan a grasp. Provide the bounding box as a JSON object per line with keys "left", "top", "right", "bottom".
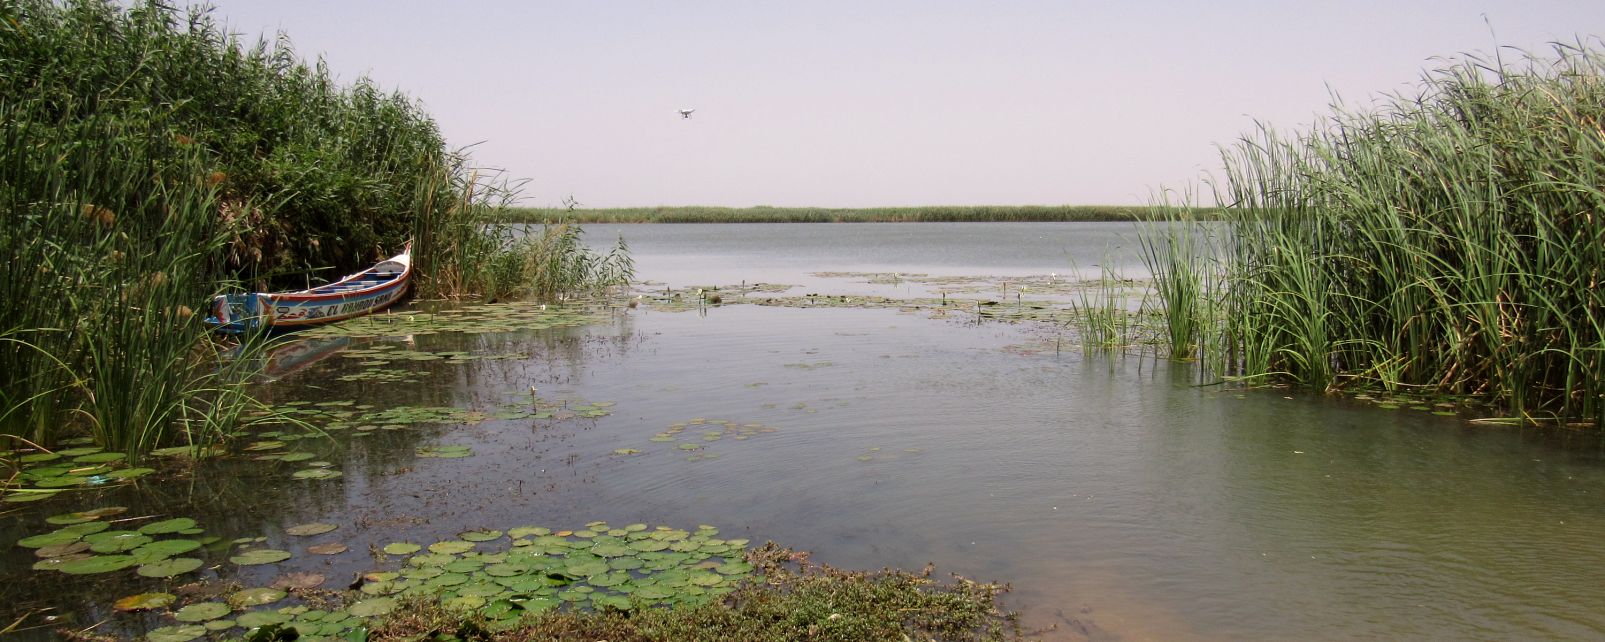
{"left": 366, "top": 544, "right": 1023, "bottom": 642}
{"left": 1151, "top": 41, "right": 1605, "bottom": 426}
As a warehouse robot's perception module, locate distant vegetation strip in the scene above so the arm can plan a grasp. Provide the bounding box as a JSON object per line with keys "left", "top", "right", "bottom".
{"left": 495, "top": 205, "right": 1215, "bottom": 223}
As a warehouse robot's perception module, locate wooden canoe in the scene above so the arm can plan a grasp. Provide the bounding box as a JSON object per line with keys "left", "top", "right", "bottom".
{"left": 206, "top": 248, "right": 411, "bottom": 333}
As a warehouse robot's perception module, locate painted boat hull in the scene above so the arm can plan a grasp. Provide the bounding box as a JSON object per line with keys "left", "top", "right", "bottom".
{"left": 206, "top": 250, "right": 411, "bottom": 334}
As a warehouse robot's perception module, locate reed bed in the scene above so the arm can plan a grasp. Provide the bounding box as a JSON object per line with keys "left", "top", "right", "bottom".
{"left": 1148, "top": 42, "right": 1605, "bottom": 427}
{"left": 0, "top": 0, "right": 626, "bottom": 457}
{"left": 496, "top": 204, "right": 1181, "bottom": 224}
{"left": 0, "top": 98, "right": 262, "bottom": 458}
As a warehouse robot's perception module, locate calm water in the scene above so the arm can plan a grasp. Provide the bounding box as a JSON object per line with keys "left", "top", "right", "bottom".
{"left": 5, "top": 222, "right": 1605, "bottom": 640}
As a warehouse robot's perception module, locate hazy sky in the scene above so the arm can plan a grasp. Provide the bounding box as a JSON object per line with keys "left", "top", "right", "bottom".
{"left": 204, "top": 1, "right": 1604, "bottom": 208}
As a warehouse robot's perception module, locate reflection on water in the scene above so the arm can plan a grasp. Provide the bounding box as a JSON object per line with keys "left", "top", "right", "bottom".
{"left": 4, "top": 223, "right": 1605, "bottom": 641}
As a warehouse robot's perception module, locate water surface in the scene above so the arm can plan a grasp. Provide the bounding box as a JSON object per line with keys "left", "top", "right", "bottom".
{"left": 4, "top": 222, "right": 1604, "bottom": 641}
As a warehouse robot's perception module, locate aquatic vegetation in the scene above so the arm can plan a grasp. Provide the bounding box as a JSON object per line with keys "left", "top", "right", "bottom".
{"left": 0, "top": 443, "right": 173, "bottom": 503}
{"left": 299, "top": 301, "right": 606, "bottom": 339}
{"left": 356, "top": 522, "right": 753, "bottom": 624}
{"left": 642, "top": 419, "right": 779, "bottom": 461}
{"left": 0, "top": 0, "right": 627, "bottom": 461}
{"left": 1175, "top": 43, "right": 1605, "bottom": 425}
{"left": 365, "top": 543, "right": 1022, "bottom": 642}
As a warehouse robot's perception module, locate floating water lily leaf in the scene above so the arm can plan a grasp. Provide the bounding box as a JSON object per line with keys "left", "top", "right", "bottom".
{"left": 145, "top": 624, "right": 206, "bottom": 642}
{"left": 3, "top": 489, "right": 61, "bottom": 503}
{"left": 32, "top": 554, "right": 91, "bottom": 571}
{"left": 593, "top": 593, "right": 632, "bottom": 610}
{"left": 508, "top": 526, "right": 551, "bottom": 538}
{"left": 382, "top": 542, "right": 421, "bottom": 555}
{"left": 114, "top": 592, "right": 175, "bottom": 611}
{"left": 203, "top": 619, "right": 235, "bottom": 632}
{"left": 17, "top": 530, "right": 82, "bottom": 549}
{"left": 278, "top": 451, "right": 316, "bottom": 462}
{"left": 139, "top": 518, "right": 198, "bottom": 535}
{"left": 308, "top": 543, "right": 348, "bottom": 555}
{"left": 35, "top": 541, "right": 91, "bottom": 558}
{"left": 137, "top": 557, "right": 203, "bottom": 578}
{"left": 590, "top": 542, "right": 631, "bottom": 557}
{"left": 347, "top": 597, "right": 397, "bottom": 617}
{"left": 174, "top": 602, "right": 231, "bottom": 622}
{"left": 18, "top": 452, "right": 60, "bottom": 463}
{"left": 134, "top": 538, "right": 202, "bottom": 559}
{"left": 285, "top": 522, "right": 338, "bottom": 536}
{"left": 612, "top": 448, "right": 641, "bottom": 455}
{"left": 72, "top": 452, "right": 125, "bottom": 464}
{"left": 45, "top": 512, "right": 97, "bottom": 525}
{"left": 444, "top": 559, "right": 484, "bottom": 573}
{"left": 57, "top": 554, "right": 138, "bottom": 574}
{"left": 430, "top": 572, "right": 470, "bottom": 587}
{"left": 235, "top": 610, "right": 290, "bottom": 628}
{"left": 33, "top": 475, "right": 90, "bottom": 488}
{"left": 229, "top": 549, "right": 292, "bottom": 565}
{"left": 292, "top": 468, "right": 342, "bottom": 480}
{"left": 459, "top": 530, "right": 502, "bottom": 542}
{"left": 228, "top": 587, "right": 288, "bottom": 608}
{"left": 427, "top": 540, "right": 474, "bottom": 555}
{"left": 88, "top": 532, "right": 152, "bottom": 553}
{"left": 442, "top": 595, "right": 486, "bottom": 610}
{"left": 564, "top": 559, "right": 609, "bottom": 577}
{"left": 632, "top": 584, "right": 674, "bottom": 600}
{"left": 628, "top": 539, "right": 669, "bottom": 552}
{"left": 102, "top": 467, "right": 155, "bottom": 480}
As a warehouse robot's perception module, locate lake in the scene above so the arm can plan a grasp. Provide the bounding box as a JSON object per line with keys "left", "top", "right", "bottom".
{"left": 3, "top": 222, "right": 1604, "bottom": 640}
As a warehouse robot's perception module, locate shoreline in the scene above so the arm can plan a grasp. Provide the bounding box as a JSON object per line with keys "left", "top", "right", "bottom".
{"left": 490, "top": 205, "right": 1218, "bottom": 224}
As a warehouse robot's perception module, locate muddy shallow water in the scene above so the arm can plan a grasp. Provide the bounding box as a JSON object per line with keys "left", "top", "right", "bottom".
{"left": 4, "top": 222, "right": 1605, "bottom": 641}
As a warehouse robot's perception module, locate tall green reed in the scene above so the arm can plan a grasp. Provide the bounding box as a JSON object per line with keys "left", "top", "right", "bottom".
{"left": 1192, "top": 41, "right": 1605, "bottom": 426}
{"left": 0, "top": 99, "right": 264, "bottom": 459}
{"left": 1067, "top": 262, "right": 1139, "bottom": 350}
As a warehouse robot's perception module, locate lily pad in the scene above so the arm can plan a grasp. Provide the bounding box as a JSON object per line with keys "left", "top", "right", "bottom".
{"left": 347, "top": 597, "right": 398, "bottom": 617}
{"left": 137, "top": 557, "right": 203, "bottom": 578}
{"left": 174, "top": 602, "right": 231, "bottom": 623}
{"left": 86, "top": 532, "right": 150, "bottom": 552}
{"left": 590, "top": 542, "right": 632, "bottom": 557}
{"left": 292, "top": 468, "right": 343, "bottom": 480}
{"left": 45, "top": 512, "right": 97, "bottom": 525}
{"left": 229, "top": 548, "right": 292, "bottom": 565}
{"left": 427, "top": 540, "right": 475, "bottom": 555}
{"left": 235, "top": 610, "right": 290, "bottom": 628}
{"left": 382, "top": 542, "right": 421, "bottom": 555}
{"left": 228, "top": 587, "right": 288, "bottom": 608}
{"left": 17, "top": 530, "right": 84, "bottom": 549}
{"left": 114, "top": 592, "right": 176, "bottom": 611}
{"left": 459, "top": 529, "right": 502, "bottom": 542}
{"left": 103, "top": 467, "right": 156, "bottom": 480}
{"left": 72, "top": 451, "right": 125, "bottom": 464}
{"left": 146, "top": 624, "right": 206, "bottom": 642}
{"left": 35, "top": 541, "right": 92, "bottom": 558}
{"left": 133, "top": 538, "right": 202, "bottom": 559}
{"left": 57, "top": 554, "right": 139, "bottom": 574}
{"left": 308, "top": 543, "right": 348, "bottom": 555}
{"left": 285, "top": 522, "right": 339, "bottom": 536}
{"left": 139, "top": 518, "right": 198, "bottom": 535}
